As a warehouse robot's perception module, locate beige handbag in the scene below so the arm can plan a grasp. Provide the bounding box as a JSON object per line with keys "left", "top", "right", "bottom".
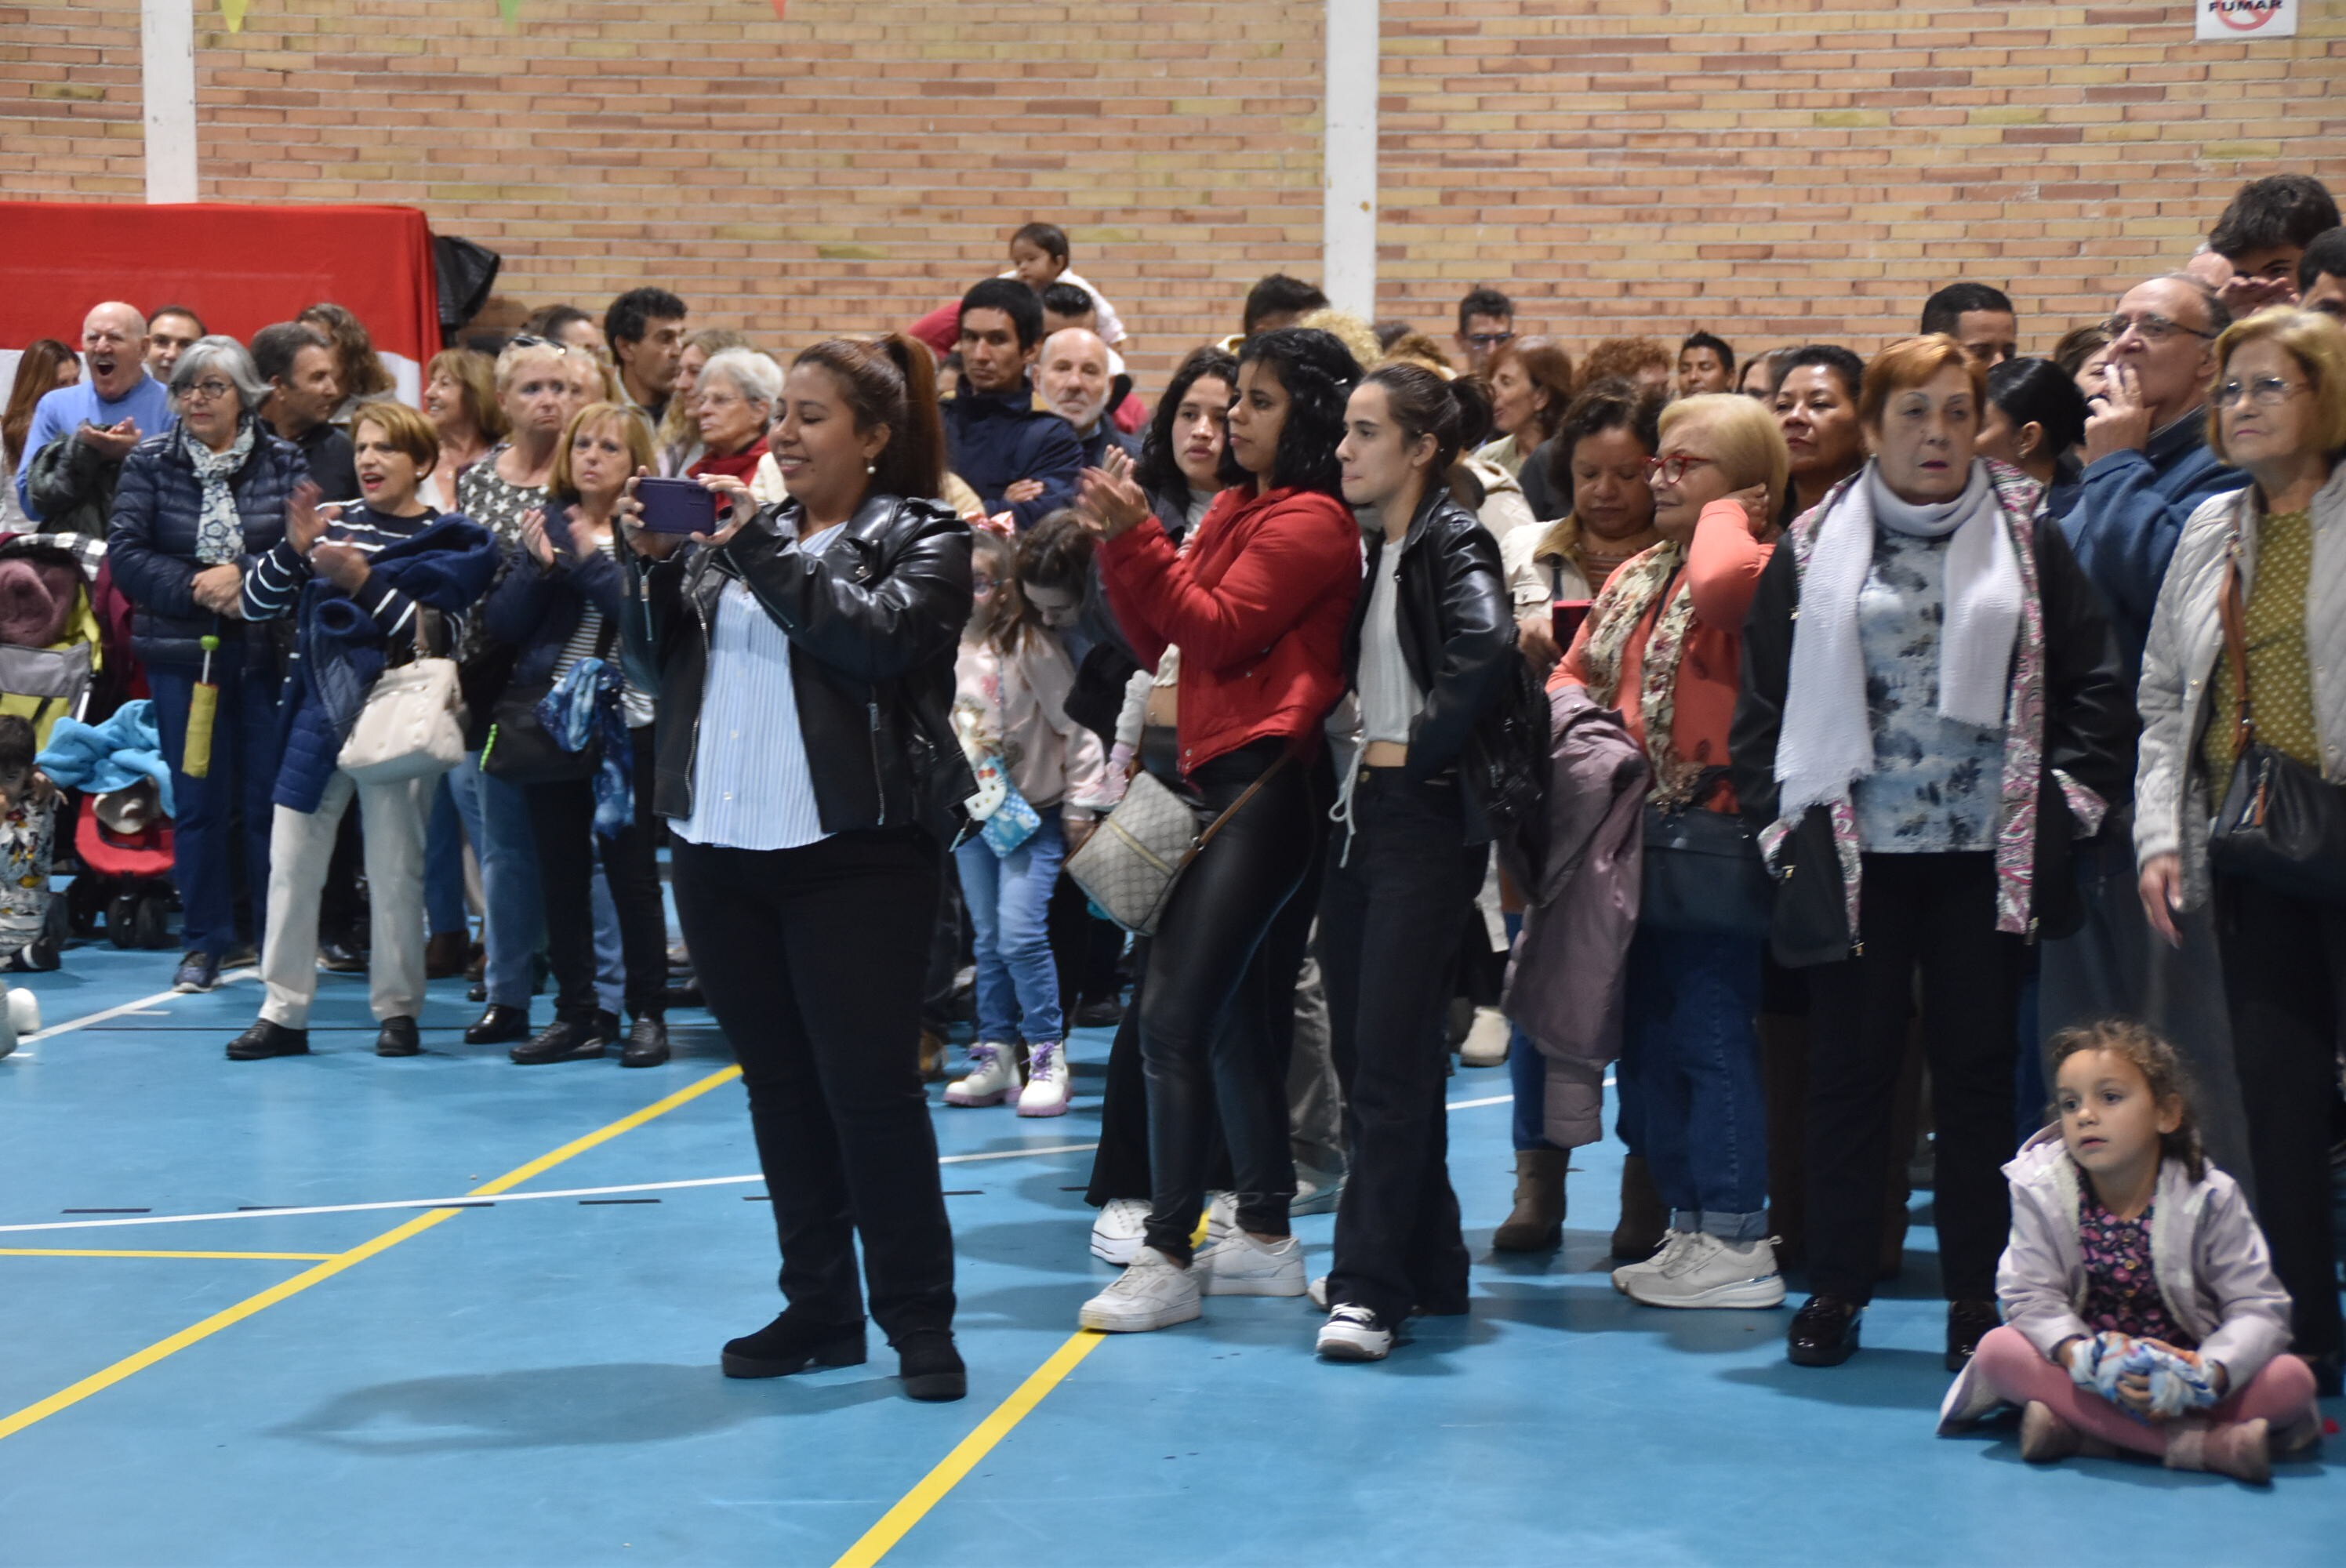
{"left": 1065, "top": 755, "right": 1287, "bottom": 935}
{"left": 338, "top": 655, "right": 465, "bottom": 786}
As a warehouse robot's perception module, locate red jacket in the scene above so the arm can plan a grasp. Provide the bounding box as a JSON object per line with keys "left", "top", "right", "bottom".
{"left": 1099, "top": 484, "right": 1360, "bottom": 775}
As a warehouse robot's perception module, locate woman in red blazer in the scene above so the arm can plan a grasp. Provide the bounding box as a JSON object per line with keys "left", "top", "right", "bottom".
{"left": 1077, "top": 328, "right": 1364, "bottom": 1334}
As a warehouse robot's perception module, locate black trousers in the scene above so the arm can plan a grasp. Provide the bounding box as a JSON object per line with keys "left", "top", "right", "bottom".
{"left": 1087, "top": 949, "right": 1234, "bottom": 1204}
{"left": 1138, "top": 739, "right": 1318, "bottom": 1261}
{"left": 525, "top": 725, "right": 666, "bottom": 1022}
{"left": 1320, "top": 769, "right": 1484, "bottom": 1324}
{"left": 670, "top": 829, "right": 955, "bottom": 1342}
{"left": 2214, "top": 873, "right": 2346, "bottom": 1371}
{"left": 1805, "top": 852, "right": 2023, "bottom": 1304}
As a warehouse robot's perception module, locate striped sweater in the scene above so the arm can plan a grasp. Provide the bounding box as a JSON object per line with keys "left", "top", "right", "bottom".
{"left": 240, "top": 503, "right": 459, "bottom": 657}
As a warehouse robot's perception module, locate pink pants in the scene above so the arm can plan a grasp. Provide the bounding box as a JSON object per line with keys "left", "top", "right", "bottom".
{"left": 1973, "top": 1325, "right": 2318, "bottom": 1459}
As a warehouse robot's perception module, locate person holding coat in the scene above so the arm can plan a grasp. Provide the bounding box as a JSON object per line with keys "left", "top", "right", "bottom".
{"left": 620, "top": 334, "right": 975, "bottom": 1404}
{"left": 2134, "top": 305, "right": 2346, "bottom": 1395}
{"left": 105, "top": 336, "right": 307, "bottom": 994}
{"left": 1733, "top": 334, "right": 2136, "bottom": 1374}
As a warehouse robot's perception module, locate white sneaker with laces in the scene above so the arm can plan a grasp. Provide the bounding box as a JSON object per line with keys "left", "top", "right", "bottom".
{"left": 1611, "top": 1229, "right": 1695, "bottom": 1295}
{"left": 1079, "top": 1245, "right": 1202, "bottom": 1332}
{"left": 1458, "top": 1006, "right": 1511, "bottom": 1067}
{"left": 944, "top": 1042, "right": 1022, "bottom": 1107}
{"left": 1016, "top": 1040, "right": 1071, "bottom": 1117}
{"left": 1089, "top": 1198, "right": 1150, "bottom": 1266}
{"left": 1194, "top": 1229, "right": 1306, "bottom": 1297}
{"left": 1316, "top": 1303, "right": 1395, "bottom": 1361}
{"left": 1624, "top": 1232, "right": 1786, "bottom": 1310}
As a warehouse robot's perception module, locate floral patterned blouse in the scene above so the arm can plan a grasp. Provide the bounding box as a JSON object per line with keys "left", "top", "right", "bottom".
{"left": 2077, "top": 1183, "right": 2194, "bottom": 1347}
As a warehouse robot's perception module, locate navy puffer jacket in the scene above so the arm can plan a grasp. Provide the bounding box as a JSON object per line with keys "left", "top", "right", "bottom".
{"left": 106, "top": 422, "right": 307, "bottom": 670}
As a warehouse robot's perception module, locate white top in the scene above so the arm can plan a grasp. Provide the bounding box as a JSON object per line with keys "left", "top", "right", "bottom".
{"left": 1356, "top": 546, "right": 1421, "bottom": 746}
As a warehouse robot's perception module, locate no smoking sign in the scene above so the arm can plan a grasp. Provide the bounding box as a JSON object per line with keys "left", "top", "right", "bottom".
{"left": 2195, "top": 0, "right": 2300, "bottom": 38}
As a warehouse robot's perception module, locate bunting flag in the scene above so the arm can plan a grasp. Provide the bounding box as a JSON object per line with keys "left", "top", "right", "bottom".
{"left": 220, "top": 0, "right": 249, "bottom": 31}
{"left": 498, "top": 0, "right": 522, "bottom": 24}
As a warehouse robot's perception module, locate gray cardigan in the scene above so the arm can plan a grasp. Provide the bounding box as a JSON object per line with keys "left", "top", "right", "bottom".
{"left": 2134, "top": 465, "right": 2346, "bottom": 908}
{"left": 1937, "top": 1130, "right": 2295, "bottom": 1432}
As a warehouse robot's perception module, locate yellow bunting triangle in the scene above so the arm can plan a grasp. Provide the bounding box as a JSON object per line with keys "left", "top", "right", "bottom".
{"left": 220, "top": 0, "right": 249, "bottom": 31}
{"left": 498, "top": 0, "right": 521, "bottom": 25}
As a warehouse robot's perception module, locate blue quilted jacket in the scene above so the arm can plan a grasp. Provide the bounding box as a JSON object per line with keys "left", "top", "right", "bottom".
{"left": 105, "top": 422, "right": 308, "bottom": 670}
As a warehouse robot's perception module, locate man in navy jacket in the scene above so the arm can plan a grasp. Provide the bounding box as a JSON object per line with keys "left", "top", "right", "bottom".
{"left": 940, "top": 278, "right": 1085, "bottom": 530}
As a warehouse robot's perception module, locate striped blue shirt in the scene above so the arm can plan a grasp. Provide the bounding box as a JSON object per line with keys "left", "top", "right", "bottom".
{"left": 669, "top": 524, "right": 841, "bottom": 852}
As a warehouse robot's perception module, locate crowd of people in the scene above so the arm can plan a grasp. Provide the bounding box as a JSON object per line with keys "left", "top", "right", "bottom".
{"left": 2, "top": 179, "right": 2341, "bottom": 1471}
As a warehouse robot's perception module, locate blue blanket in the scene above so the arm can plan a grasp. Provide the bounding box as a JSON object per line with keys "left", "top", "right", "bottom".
{"left": 36, "top": 699, "right": 175, "bottom": 815}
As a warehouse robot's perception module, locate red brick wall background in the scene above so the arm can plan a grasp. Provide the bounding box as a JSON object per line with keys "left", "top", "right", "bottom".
{"left": 3, "top": 1, "right": 2341, "bottom": 386}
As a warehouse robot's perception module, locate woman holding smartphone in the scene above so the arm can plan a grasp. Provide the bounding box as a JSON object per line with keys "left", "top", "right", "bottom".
{"left": 619, "top": 334, "right": 975, "bottom": 1403}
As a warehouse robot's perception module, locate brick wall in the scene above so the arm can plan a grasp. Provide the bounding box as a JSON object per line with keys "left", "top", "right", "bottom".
{"left": 2, "top": 1, "right": 2341, "bottom": 387}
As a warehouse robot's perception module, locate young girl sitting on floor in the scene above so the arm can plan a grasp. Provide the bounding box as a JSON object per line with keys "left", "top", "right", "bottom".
{"left": 1938, "top": 1020, "right": 2321, "bottom": 1483}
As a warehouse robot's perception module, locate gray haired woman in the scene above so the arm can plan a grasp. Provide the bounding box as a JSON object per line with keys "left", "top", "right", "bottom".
{"left": 686, "top": 347, "right": 782, "bottom": 488}
{"left": 105, "top": 336, "right": 310, "bottom": 994}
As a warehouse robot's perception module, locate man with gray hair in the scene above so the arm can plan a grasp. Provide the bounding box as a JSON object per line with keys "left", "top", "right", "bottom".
{"left": 13, "top": 300, "right": 176, "bottom": 527}
{"left": 1036, "top": 328, "right": 1135, "bottom": 470}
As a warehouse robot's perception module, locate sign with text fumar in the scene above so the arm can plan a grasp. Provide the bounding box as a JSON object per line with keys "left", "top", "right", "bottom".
{"left": 2195, "top": 0, "right": 2299, "bottom": 40}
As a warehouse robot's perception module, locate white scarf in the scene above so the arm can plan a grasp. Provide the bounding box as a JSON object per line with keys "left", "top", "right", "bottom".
{"left": 181, "top": 419, "right": 257, "bottom": 566}
{"left": 1775, "top": 460, "right": 2021, "bottom": 818}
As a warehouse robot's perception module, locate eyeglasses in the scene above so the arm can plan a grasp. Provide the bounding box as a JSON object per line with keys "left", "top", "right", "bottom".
{"left": 2101, "top": 313, "right": 2216, "bottom": 345}
{"left": 508, "top": 334, "right": 569, "bottom": 354}
{"left": 1644, "top": 453, "right": 1717, "bottom": 486}
{"left": 178, "top": 379, "right": 235, "bottom": 403}
{"left": 1462, "top": 332, "right": 1515, "bottom": 350}
{"left": 2214, "top": 375, "right": 2305, "bottom": 409}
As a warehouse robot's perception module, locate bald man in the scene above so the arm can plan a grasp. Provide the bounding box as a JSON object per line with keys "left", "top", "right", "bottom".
{"left": 14, "top": 301, "right": 177, "bottom": 523}
{"left": 1037, "top": 328, "right": 1136, "bottom": 468}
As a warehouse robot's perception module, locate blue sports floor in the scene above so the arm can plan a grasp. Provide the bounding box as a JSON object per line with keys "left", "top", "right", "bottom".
{"left": 2, "top": 940, "right": 2339, "bottom": 1567}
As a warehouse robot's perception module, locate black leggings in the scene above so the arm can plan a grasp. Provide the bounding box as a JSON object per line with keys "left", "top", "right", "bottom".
{"left": 1138, "top": 738, "right": 1319, "bottom": 1261}
{"left": 525, "top": 724, "right": 667, "bottom": 1022}
{"left": 670, "top": 829, "right": 954, "bottom": 1342}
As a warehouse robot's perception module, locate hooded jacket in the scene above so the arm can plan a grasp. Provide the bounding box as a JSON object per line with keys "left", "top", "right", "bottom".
{"left": 1937, "top": 1128, "right": 2294, "bottom": 1432}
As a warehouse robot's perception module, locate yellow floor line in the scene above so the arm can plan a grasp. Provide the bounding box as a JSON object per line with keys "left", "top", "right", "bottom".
{"left": 0, "top": 1248, "right": 342, "bottom": 1261}
{"left": 0, "top": 1063, "right": 743, "bottom": 1446}
{"left": 830, "top": 1330, "right": 1106, "bottom": 1568}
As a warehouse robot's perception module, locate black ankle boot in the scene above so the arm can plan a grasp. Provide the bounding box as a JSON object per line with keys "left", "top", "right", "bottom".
{"left": 721, "top": 1312, "right": 866, "bottom": 1378}
{"left": 895, "top": 1329, "right": 967, "bottom": 1403}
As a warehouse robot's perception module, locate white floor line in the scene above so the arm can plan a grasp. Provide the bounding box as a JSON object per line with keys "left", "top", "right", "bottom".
{"left": 19, "top": 971, "right": 256, "bottom": 1046}
{"left": 0, "top": 1142, "right": 1104, "bottom": 1236}
{"left": 1444, "top": 1093, "right": 1513, "bottom": 1111}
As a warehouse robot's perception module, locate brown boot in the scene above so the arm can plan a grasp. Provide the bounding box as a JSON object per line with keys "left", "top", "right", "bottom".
{"left": 1610, "top": 1153, "right": 1667, "bottom": 1261}
{"left": 917, "top": 1028, "right": 948, "bottom": 1083}
{"left": 1492, "top": 1149, "right": 1567, "bottom": 1251}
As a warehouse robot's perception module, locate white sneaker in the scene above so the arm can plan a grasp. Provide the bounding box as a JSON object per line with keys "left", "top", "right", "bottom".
{"left": 1200, "top": 1190, "right": 1237, "bottom": 1247}
{"left": 1458, "top": 1006, "right": 1511, "bottom": 1067}
{"left": 1625, "top": 1233, "right": 1786, "bottom": 1310}
{"left": 1080, "top": 1245, "right": 1201, "bottom": 1332}
{"left": 1316, "top": 1303, "right": 1395, "bottom": 1361}
{"left": 0, "top": 985, "right": 31, "bottom": 1060}
{"left": 1308, "top": 1274, "right": 1329, "bottom": 1310}
{"left": 1016, "top": 1040, "right": 1071, "bottom": 1118}
{"left": 1090, "top": 1198, "right": 1150, "bottom": 1266}
{"left": 1291, "top": 1164, "right": 1345, "bottom": 1217}
{"left": 1194, "top": 1229, "right": 1306, "bottom": 1297}
{"left": 944, "top": 1041, "right": 1022, "bottom": 1107}
{"left": 1611, "top": 1229, "right": 1695, "bottom": 1295}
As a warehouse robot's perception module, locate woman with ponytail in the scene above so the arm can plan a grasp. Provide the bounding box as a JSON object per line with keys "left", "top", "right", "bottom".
{"left": 618, "top": 332, "right": 976, "bottom": 1403}
{"left": 1310, "top": 365, "right": 1518, "bottom": 1359}
{"left": 1073, "top": 328, "right": 1365, "bottom": 1335}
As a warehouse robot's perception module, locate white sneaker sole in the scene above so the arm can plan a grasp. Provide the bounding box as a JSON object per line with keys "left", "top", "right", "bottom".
{"left": 1015, "top": 1094, "right": 1070, "bottom": 1118}
{"left": 1625, "top": 1274, "right": 1787, "bottom": 1310}
{"left": 1079, "top": 1296, "right": 1202, "bottom": 1333}
{"left": 943, "top": 1085, "right": 1018, "bottom": 1107}
{"left": 1317, "top": 1327, "right": 1393, "bottom": 1361}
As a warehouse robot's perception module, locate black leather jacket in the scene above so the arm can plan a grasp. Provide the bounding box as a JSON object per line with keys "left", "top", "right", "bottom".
{"left": 623, "top": 491, "right": 977, "bottom": 848}
{"left": 1342, "top": 487, "right": 1518, "bottom": 842}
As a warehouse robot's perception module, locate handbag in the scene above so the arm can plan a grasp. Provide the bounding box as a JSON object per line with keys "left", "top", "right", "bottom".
{"left": 1639, "top": 769, "right": 1773, "bottom": 938}
{"left": 1066, "top": 753, "right": 1288, "bottom": 935}
{"left": 2206, "top": 549, "right": 2346, "bottom": 905}
{"left": 481, "top": 617, "right": 617, "bottom": 786}
{"left": 338, "top": 655, "right": 465, "bottom": 786}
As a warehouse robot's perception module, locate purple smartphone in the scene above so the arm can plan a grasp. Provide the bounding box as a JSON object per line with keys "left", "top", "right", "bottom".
{"left": 635, "top": 476, "right": 724, "bottom": 536}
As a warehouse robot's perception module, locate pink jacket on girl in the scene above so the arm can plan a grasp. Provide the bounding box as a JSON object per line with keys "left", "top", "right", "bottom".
{"left": 1937, "top": 1129, "right": 2296, "bottom": 1432}
{"left": 953, "top": 632, "right": 1113, "bottom": 818}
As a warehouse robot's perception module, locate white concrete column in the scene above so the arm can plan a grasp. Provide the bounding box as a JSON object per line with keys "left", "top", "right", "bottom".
{"left": 141, "top": 0, "right": 198, "bottom": 203}
{"left": 1322, "top": 0, "right": 1378, "bottom": 317}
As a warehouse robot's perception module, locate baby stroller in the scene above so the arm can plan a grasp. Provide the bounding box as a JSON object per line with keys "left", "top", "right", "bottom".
{"left": 0, "top": 537, "right": 106, "bottom": 968}
{"left": 70, "top": 782, "right": 177, "bottom": 949}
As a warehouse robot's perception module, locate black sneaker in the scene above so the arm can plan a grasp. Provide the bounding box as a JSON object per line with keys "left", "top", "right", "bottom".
{"left": 509, "top": 1014, "right": 612, "bottom": 1065}
{"left": 721, "top": 1312, "right": 866, "bottom": 1378}
{"left": 227, "top": 1020, "right": 310, "bottom": 1061}
{"left": 374, "top": 1017, "right": 422, "bottom": 1058}
{"left": 1787, "top": 1294, "right": 1863, "bottom": 1367}
{"left": 895, "top": 1329, "right": 967, "bottom": 1402}
{"left": 619, "top": 1016, "right": 670, "bottom": 1068}
{"left": 173, "top": 952, "right": 221, "bottom": 993}
{"left": 1316, "top": 1303, "right": 1396, "bottom": 1361}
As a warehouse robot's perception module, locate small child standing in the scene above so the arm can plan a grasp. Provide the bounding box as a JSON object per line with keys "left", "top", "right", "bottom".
{"left": 942, "top": 530, "right": 1112, "bottom": 1118}
{"left": 1939, "top": 1021, "right": 2321, "bottom": 1483}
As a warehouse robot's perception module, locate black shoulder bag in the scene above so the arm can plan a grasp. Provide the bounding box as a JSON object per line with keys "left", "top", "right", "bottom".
{"left": 2206, "top": 543, "right": 2346, "bottom": 906}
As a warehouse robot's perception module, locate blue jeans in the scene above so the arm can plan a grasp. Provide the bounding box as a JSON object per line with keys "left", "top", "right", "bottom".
{"left": 1616, "top": 924, "right": 1767, "bottom": 1240}
{"left": 424, "top": 775, "right": 468, "bottom": 938}
{"left": 1502, "top": 911, "right": 1561, "bottom": 1152}
{"left": 446, "top": 756, "right": 544, "bottom": 1009}
{"left": 147, "top": 661, "right": 281, "bottom": 960}
{"left": 953, "top": 806, "right": 1066, "bottom": 1046}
